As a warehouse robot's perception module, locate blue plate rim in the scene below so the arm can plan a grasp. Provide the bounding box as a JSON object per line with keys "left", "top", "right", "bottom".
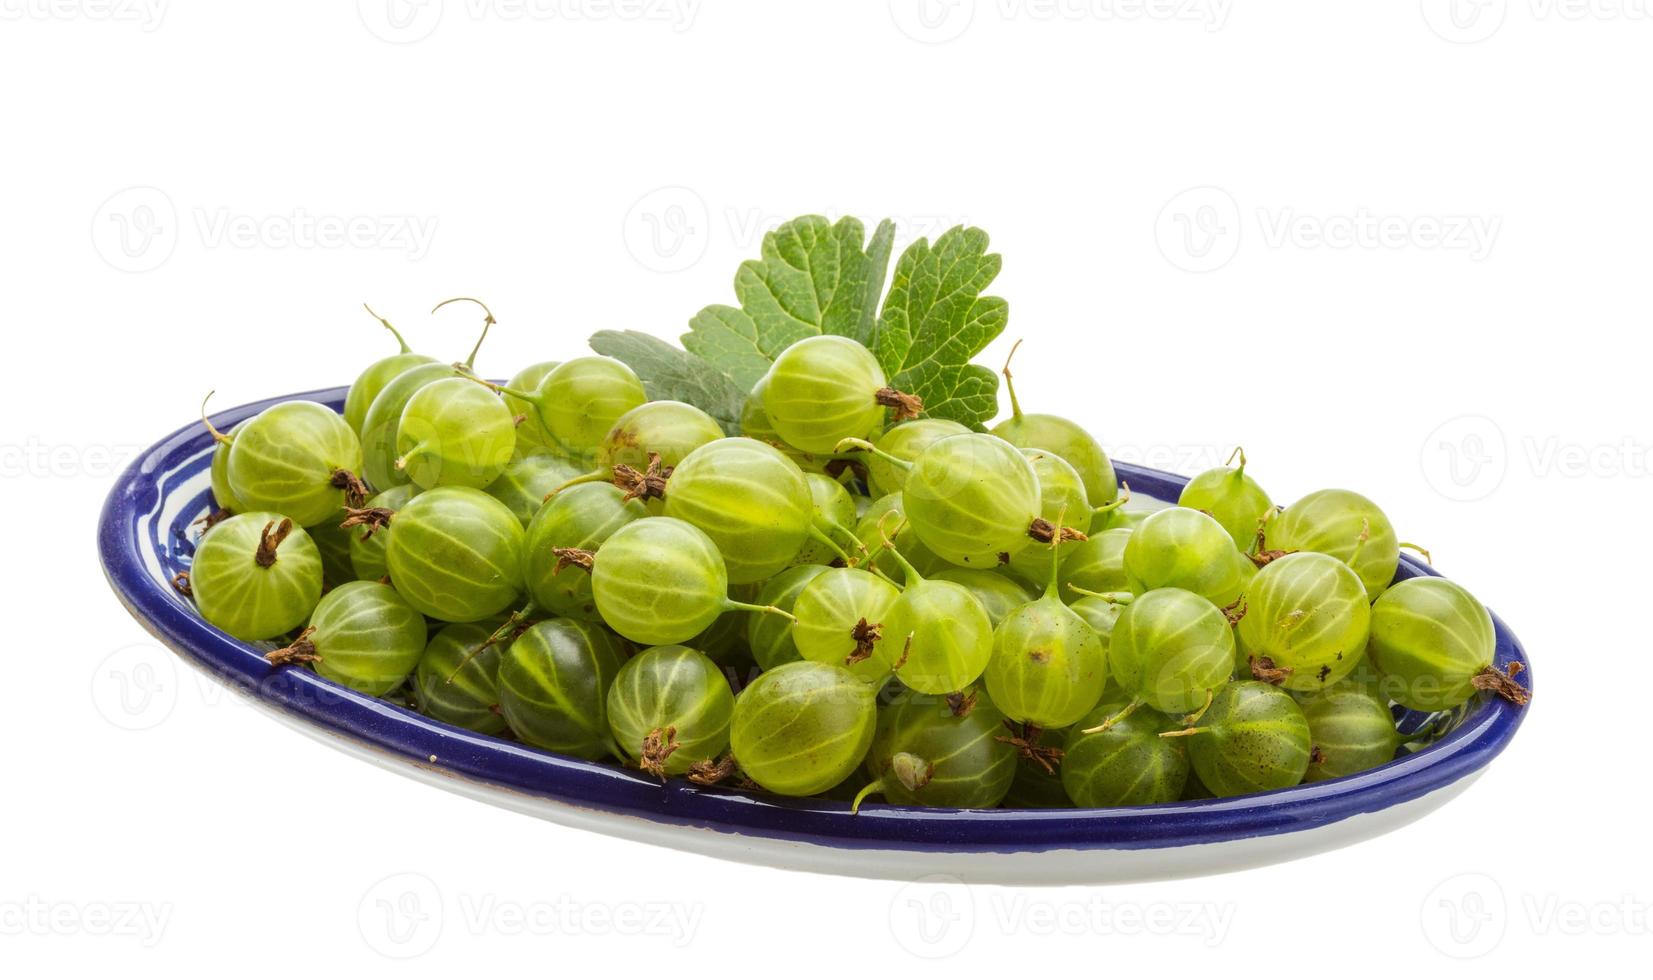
{"left": 97, "top": 385, "right": 1532, "bottom": 854}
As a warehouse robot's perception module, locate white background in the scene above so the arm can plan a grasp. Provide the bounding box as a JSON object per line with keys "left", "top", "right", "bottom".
{"left": 2, "top": 0, "right": 1645, "bottom": 974}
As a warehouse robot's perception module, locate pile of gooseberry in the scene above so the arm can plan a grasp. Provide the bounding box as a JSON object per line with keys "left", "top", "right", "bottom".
{"left": 179, "top": 301, "right": 1528, "bottom": 812}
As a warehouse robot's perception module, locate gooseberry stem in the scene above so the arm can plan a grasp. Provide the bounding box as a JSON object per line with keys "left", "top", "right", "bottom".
{"left": 1081, "top": 698, "right": 1142, "bottom": 734}
{"left": 832, "top": 437, "right": 909, "bottom": 471}
{"left": 1158, "top": 726, "right": 1208, "bottom": 739}
{"left": 821, "top": 519, "right": 870, "bottom": 564}
{"left": 546, "top": 469, "right": 607, "bottom": 499}
{"left": 1065, "top": 585, "right": 1134, "bottom": 604}
{"left": 872, "top": 510, "right": 923, "bottom": 588}
{"left": 1092, "top": 481, "right": 1131, "bottom": 519}
{"left": 1001, "top": 338, "right": 1026, "bottom": 420}
{"left": 1224, "top": 445, "right": 1247, "bottom": 474}
{"left": 726, "top": 601, "right": 796, "bottom": 623}
{"left": 1180, "top": 688, "right": 1215, "bottom": 726}
{"left": 1348, "top": 518, "right": 1372, "bottom": 567}
{"left": 363, "top": 303, "right": 413, "bottom": 354}
{"left": 850, "top": 779, "right": 883, "bottom": 814}
{"left": 806, "top": 525, "right": 858, "bottom": 568}
{"left": 1399, "top": 541, "right": 1433, "bottom": 565}
{"left": 431, "top": 296, "right": 496, "bottom": 369}
{"left": 199, "top": 391, "right": 232, "bottom": 445}
{"left": 447, "top": 602, "right": 537, "bottom": 683}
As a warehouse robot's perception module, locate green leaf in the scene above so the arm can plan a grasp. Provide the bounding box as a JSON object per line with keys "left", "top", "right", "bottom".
{"left": 682, "top": 215, "right": 897, "bottom": 392}
{"left": 873, "top": 226, "right": 1009, "bottom": 429}
{"left": 587, "top": 330, "right": 745, "bottom": 434}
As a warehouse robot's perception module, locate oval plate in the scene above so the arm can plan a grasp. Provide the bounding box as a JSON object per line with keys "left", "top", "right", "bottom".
{"left": 98, "top": 386, "right": 1531, "bottom": 884}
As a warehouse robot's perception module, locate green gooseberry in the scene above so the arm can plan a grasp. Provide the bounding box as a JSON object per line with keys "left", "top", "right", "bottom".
{"left": 415, "top": 620, "right": 508, "bottom": 735}
{"left": 1177, "top": 447, "right": 1273, "bottom": 550}
{"left": 1268, "top": 489, "right": 1400, "bottom": 599}
{"left": 1236, "top": 552, "right": 1370, "bottom": 693}
{"left": 484, "top": 454, "right": 584, "bottom": 527}
{"left": 1167, "top": 681, "right": 1311, "bottom": 798}
{"left": 852, "top": 692, "right": 1017, "bottom": 810}
{"left": 1063, "top": 700, "right": 1190, "bottom": 807}
{"left": 342, "top": 305, "right": 437, "bottom": 434}
{"left": 498, "top": 618, "right": 632, "bottom": 760}
{"left": 606, "top": 645, "right": 734, "bottom": 776}
{"left": 1367, "top": 576, "right": 1523, "bottom": 711}
{"left": 1297, "top": 683, "right": 1401, "bottom": 781}
{"left": 190, "top": 512, "right": 322, "bottom": 642}
{"left": 747, "top": 564, "right": 831, "bottom": 671}
{"left": 729, "top": 661, "right": 877, "bottom": 796}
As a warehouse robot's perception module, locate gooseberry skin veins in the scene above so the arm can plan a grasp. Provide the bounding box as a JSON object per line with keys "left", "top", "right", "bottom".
{"left": 1177, "top": 463, "right": 1273, "bottom": 550}
{"left": 984, "top": 592, "right": 1108, "bottom": 729}
{"left": 384, "top": 486, "right": 526, "bottom": 623}
{"left": 882, "top": 578, "right": 995, "bottom": 695}
{"left": 1123, "top": 507, "right": 1252, "bottom": 608}
{"left": 1069, "top": 595, "right": 1127, "bottom": 650}
{"left": 747, "top": 564, "right": 831, "bottom": 671}
{"left": 1007, "top": 447, "right": 1092, "bottom": 582}
{"left": 523, "top": 482, "right": 647, "bottom": 621}
{"left": 396, "top": 376, "right": 518, "bottom": 491}
{"left": 662, "top": 438, "right": 815, "bottom": 585}
{"left": 1269, "top": 489, "right": 1400, "bottom": 599}
{"left": 1110, "top": 587, "right": 1237, "bottom": 714}
{"left": 1062, "top": 701, "right": 1190, "bottom": 807}
{"left": 484, "top": 454, "right": 584, "bottom": 527}
{"left": 992, "top": 411, "right": 1117, "bottom": 509}
{"left": 903, "top": 433, "right": 1043, "bottom": 569}
{"left": 867, "top": 419, "right": 970, "bottom": 498}
{"left": 929, "top": 567, "right": 1037, "bottom": 627}
{"left": 360, "top": 362, "right": 462, "bottom": 490}
{"left": 502, "top": 360, "right": 563, "bottom": 458}
{"left": 1236, "top": 551, "right": 1371, "bottom": 693}
{"left": 790, "top": 566, "right": 902, "bottom": 684}
{"left": 344, "top": 350, "right": 438, "bottom": 435}
{"left": 498, "top": 618, "right": 632, "bottom": 761}
{"left": 1366, "top": 576, "right": 1497, "bottom": 712}
{"left": 793, "top": 472, "right": 858, "bottom": 567}
{"left": 308, "top": 581, "right": 428, "bottom": 697}
{"left": 1059, "top": 527, "right": 1133, "bottom": 605}
{"left": 762, "top": 335, "right": 889, "bottom": 454}
{"left": 598, "top": 400, "right": 725, "bottom": 474}
{"left": 605, "top": 645, "right": 734, "bottom": 775}
{"left": 226, "top": 401, "right": 365, "bottom": 527}
{"left": 1184, "top": 681, "right": 1313, "bottom": 798}
{"left": 1297, "top": 684, "right": 1401, "bottom": 782}
{"left": 729, "top": 661, "right": 877, "bottom": 797}
{"left": 190, "top": 512, "right": 323, "bottom": 642}
{"left": 861, "top": 695, "right": 1017, "bottom": 809}
{"left": 415, "top": 621, "right": 508, "bottom": 736}
{"left": 539, "top": 356, "right": 648, "bottom": 457}
{"left": 590, "top": 517, "right": 733, "bottom": 647}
